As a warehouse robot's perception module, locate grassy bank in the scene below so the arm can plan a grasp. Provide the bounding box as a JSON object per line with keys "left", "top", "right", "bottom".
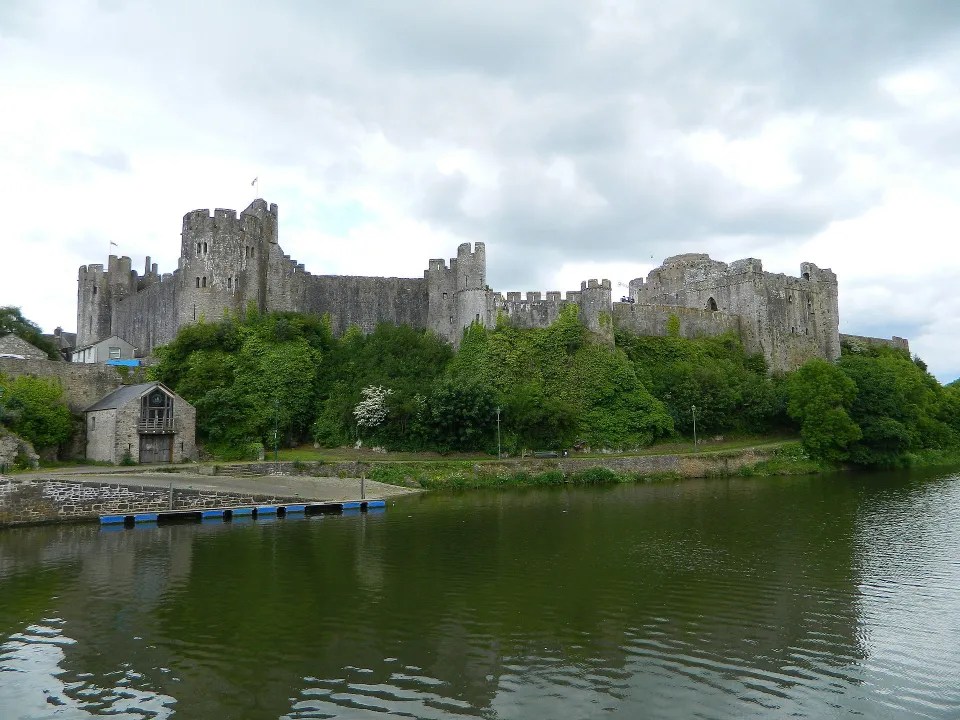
{"left": 350, "top": 441, "right": 831, "bottom": 490}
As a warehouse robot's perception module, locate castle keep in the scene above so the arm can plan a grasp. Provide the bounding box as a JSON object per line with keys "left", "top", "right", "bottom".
{"left": 77, "top": 199, "right": 905, "bottom": 373}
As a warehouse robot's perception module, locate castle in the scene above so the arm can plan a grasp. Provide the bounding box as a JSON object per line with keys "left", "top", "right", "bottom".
{"left": 76, "top": 199, "right": 907, "bottom": 373}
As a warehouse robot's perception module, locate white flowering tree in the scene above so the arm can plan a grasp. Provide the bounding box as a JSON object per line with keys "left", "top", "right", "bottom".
{"left": 353, "top": 385, "right": 393, "bottom": 436}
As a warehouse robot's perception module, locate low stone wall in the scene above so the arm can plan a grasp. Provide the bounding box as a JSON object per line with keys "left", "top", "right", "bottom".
{"left": 0, "top": 477, "right": 304, "bottom": 527}
{"left": 212, "top": 449, "right": 772, "bottom": 483}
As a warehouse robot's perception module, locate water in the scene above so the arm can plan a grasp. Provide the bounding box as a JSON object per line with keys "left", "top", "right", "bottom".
{"left": 2, "top": 470, "right": 959, "bottom": 719}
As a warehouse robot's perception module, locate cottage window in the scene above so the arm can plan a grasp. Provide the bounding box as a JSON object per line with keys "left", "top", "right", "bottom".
{"left": 90, "top": 416, "right": 96, "bottom": 430}
{"left": 140, "top": 388, "right": 174, "bottom": 433}
{"left": 108, "top": 346, "right": 121, "bottom": 359}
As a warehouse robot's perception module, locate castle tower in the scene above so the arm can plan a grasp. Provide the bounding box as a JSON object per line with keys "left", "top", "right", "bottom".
{"left": 579, "top": 279, "right": 614, "bottom": 344}
{"left": 426, "top": 257, "right": 456, "bottom": 340}
{"left": 177, "top": 200, "right": 278, "bottom": 326}
{"left": 454, "top": 242, "right": 492, "bottom": 343}
{"left": 800, "top": 262, "right": 840, "bottom": 361}
{"left": 76, "top": 263, "right": 112, "bottom": 347}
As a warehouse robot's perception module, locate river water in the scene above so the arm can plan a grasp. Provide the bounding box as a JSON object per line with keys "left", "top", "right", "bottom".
{"left": 1, "top": 470, "right": 959, "bottom": 719}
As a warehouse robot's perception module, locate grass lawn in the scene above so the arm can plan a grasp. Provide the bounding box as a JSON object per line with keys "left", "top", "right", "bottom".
{"left": 272, "top": 434, "right": 800, "bottom": 464}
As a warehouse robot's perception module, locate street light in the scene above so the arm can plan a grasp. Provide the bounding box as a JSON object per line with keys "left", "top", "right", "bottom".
{"left": 691, "top": 404, "right": 697, "bottom": 449}
{"left": 495, "top": 406, "right": 501, "bottom": 459}
{"left": 274, "top": 396, "right": 280, "bottom": 466}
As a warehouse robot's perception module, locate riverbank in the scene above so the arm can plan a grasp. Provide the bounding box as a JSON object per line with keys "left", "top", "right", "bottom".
{"left": 0, "top": 471, "right": 417, "bottom": 527}
{"left": 196, "top": 440, "right": 828, "bottom": 490}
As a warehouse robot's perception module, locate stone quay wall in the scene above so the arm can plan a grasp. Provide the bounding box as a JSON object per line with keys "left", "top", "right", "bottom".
{"left": 0, "top": 476, "right": 304, "bottom": 528}
{"left": 212, "top": 448, "right": 774, "bottom": 483}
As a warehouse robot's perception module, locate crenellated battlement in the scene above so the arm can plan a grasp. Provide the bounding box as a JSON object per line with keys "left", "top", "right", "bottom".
{"left": 74, "top": 198, "right": 884, "bottom": 372}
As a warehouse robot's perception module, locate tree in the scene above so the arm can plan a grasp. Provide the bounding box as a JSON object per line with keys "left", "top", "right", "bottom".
{"left": 0, "top": 375, "right": 72, "bottom": 450}
{"left": 354, "top": 385, "right": 393, "bottom": 434}
{"left": 421, "top": 379, "right": 497, "bottom": 452}
{"left": 785, "top": 359, "right": 861, "bottom": 463}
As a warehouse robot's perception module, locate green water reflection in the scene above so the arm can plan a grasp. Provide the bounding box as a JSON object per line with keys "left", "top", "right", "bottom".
{"left": 1, "top": 471, "right": 959, "bottom": 719}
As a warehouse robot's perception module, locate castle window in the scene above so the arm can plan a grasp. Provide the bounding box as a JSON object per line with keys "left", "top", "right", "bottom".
{"left": 449, "top": 316, "right": 453, "bottom": 324}
{"left": 227, "top": 277, "right": 232, "bottom": 289}
{"left": 476, "top": 313, "right": 480, "bottom": 322}
{"left": 707, "top": 297, "right": 718, "bottom": 311}
{"left": 196, "top": 277, "right": 200, "bottom": 288}
{"left": 803, "top": 272, "right": 810, "bottom": 280}
{"left": 197, "top": 242, "right": 201, "bottom": 254}
{"left": 202, "top": 276, "right": 207, "bottom": 288}
{"left": 443, "top": 292, "right": 447, "bottom": 299}
{"left": 193, "top": 305, "right": 196, "bottom": 320}
{"left": 788, "top": 296, "right": 793, "bottom": 303}
{"left": 203, "top": 242, "right": 208, "bottom": 254}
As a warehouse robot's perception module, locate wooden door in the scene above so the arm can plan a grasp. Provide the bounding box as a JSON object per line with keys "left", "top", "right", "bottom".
{"left": 139, "top": 434, "right": 173, "bottom": 463}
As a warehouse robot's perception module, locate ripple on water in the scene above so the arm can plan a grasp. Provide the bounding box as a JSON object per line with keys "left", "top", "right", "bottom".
{"left": 0, "top": 620, "right": 177, "bottom": 719}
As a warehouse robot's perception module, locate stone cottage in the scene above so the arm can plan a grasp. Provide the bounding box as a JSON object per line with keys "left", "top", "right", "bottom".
{"left": 85, "top": 382, "right": 196, "bottom": 464}
{"left": 0, "top": 333, "right": 49, "bottom": 360}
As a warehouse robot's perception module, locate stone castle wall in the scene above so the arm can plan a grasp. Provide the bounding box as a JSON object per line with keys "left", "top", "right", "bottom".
{"left": 74, "top": 199, "right": 902, "bottom": 371}
{"left": 0, "top": 358, "right": 139, "bottom": 413}
{"left": 839, "top": 334, "right": 910, "bottom": 353}
{"left": 613, "top": 303, "right": 741, "bottom": 340}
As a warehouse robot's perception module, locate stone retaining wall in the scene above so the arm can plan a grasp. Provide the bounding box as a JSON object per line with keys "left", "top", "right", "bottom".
{"left": 213, "top": 449, "right": 772, "bottom": 483}
{"left": 0, "top": 477, "right": 303, "bottom": 527}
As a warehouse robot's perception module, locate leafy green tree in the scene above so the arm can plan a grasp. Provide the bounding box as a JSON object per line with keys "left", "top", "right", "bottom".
{"left": 785, "top": 359, "right": 861, "bottom": 463}
{"left": 420, "top": 378, "right": 497, "bottom": 452}
{"left": 502, "top": 384, "right": 578, "bottom": 454}
{"left": 0, "top": 375, "right": 72, "bottom": 450}
{"left": 838, "top": 344, "right": 951, "bottom": 466}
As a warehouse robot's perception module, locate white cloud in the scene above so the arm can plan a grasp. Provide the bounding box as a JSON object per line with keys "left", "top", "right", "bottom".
{"left": 1, "top": 0, "right": 959, "bottom": 383}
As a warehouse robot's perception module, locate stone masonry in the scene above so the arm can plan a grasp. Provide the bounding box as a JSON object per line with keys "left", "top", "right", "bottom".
{"left": 0, "top": 476, "right": 308, "bottom": 527}
{"left": 76, "top": 199, "right": 909, "bottom": 372}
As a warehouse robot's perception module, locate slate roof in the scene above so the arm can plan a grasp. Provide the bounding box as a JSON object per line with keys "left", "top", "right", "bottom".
{"left": 85, "top": 382, "right": 167, "bottom": 413}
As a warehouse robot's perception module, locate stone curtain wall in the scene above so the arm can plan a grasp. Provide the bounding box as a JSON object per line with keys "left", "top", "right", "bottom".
{"left": 839, "top": 333, "right": 910, "bottom": 353}
{"left": 0, "top": 358, "right": 136, "bottom": 413}
{"left": 111, "top": 276, "right": 180, "bottom": 357}
{"left": 0, "top": 477, "right": 305, "bottom": 527}
{"left": 613, "top": 303, "right": 741, "bottom": 340}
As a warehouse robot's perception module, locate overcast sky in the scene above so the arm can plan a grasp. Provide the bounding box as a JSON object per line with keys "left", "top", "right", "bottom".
{"left": 1, "top": 0, "right": 958, "bottom": 382}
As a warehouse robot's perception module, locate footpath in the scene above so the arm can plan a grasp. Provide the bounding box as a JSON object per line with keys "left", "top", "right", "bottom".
{"left": 24, "top": 466, "right": 418, "bottom": 502}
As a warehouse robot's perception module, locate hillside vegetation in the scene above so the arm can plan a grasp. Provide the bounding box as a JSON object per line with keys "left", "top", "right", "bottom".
{"left": 149, "top": 308, "right": 960, "bottom": 469}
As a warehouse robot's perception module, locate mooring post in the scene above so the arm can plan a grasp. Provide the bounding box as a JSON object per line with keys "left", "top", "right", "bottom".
{"left": 361, "top": 473, "right": 366, "bottom": 500}
{"left": 168, "top": 482, "right": 173, "bottom": 510}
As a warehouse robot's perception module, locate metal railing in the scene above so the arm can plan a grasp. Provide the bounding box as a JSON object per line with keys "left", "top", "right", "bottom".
{"left": 138, "top": 417, "right": 176, "bottom": 433}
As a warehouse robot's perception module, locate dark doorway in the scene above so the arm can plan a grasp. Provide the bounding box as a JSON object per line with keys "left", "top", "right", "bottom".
{"left": 707, "top": 297, "right": 718, "bottom": 311}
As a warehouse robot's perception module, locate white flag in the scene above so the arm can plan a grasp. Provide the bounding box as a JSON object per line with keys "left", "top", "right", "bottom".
{"left": 251, "top": 177, "right": 258, "bottom": 186}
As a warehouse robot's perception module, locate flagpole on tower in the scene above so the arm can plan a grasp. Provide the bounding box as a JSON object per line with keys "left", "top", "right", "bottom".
{"left": 109, "top": 240, "right": 118, "bottom": 258}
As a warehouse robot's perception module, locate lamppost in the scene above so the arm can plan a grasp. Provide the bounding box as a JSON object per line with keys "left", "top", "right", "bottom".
{"left": 495, "top": 406, "right": 502, "bottom": 459}
{"left": 273, "top": 396, "right": 280, "bottom": 466}
{"left": 691, "top": 404, "right": 698, "bottom": 449}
